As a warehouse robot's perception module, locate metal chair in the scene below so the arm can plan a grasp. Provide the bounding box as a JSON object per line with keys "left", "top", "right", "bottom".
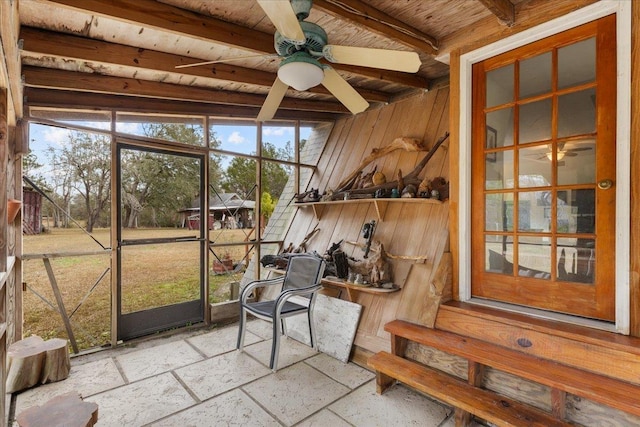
{"left": 236, "top": 254, "right": 325, "bottom": 371}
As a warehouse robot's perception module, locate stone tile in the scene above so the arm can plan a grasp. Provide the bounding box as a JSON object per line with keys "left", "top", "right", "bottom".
{"left": 175, "top": 350, "right": 271, "bottom": 400}
{"left": 116, "top": 339, "right": 203, "bottom": 382}
{"left": 329, "top": 380, "right": 451, "bottom": 426}
{"left": 246, "top": 318, "right": 275, "bottom": 340}
{"left": 188, "top": 324, "right": 262, "bottom": 357}
{"left": 150, "top": 389, "right": 280, "bottom": 427}
{"left": 296, "top": 409, "right": 352, "bottom": 427}
{"left": 243, "top": 337, "right": 317, "bottom": 370}
{"left": 84, "top": 372, "right": 196, "bottom": 426}
{"left": 14, "top": 358, "right": 125, "bottom": 416}
{"left": 305, "top": 353, "right": 375, "bottom": 389}
{"left": 243, "top": 362, "right": 350, "bottom": 426}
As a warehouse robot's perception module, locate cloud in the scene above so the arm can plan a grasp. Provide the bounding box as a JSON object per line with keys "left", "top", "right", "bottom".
{"left": 228, "top": 131, "right": 248, "bottom": 144}
{"left": 40, "top": 126, "right": 71, "bottom": 146}
{"left": 116, "top": 122, "right": 140, "bottom": 134}
{"left": 263, "top": 127, "right": 293, "bottom": 137}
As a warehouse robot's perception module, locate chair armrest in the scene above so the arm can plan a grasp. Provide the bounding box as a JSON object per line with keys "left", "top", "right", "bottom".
{"left": 274, "top": 284, "right": 323, "bottom": 309}
{"left": 240, "top": 277, "right": 285, "bottom": 302}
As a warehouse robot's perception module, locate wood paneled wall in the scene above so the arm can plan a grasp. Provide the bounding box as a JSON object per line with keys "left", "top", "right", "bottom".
{"left": 282, "top": 86, "right": 450, "bottom": 353}
{"left": 630, "top": 0, "right": 640, "bottom": 337}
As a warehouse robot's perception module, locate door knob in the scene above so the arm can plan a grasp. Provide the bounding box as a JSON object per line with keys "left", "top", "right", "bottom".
{"left": 597, "top": 179, "right": 613, "bottom": 190}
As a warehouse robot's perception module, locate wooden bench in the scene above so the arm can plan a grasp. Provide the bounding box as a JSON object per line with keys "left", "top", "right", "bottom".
{"left": 368, "top": 319, "right": 640, "bottom": 426}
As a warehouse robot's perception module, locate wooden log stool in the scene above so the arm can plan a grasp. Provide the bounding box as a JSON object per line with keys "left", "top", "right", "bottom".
{"left": 6, "top": 336, "right": 70, "bottom": 393}
{"left": 16, "top": 392, "right": 98, "bottom": 427}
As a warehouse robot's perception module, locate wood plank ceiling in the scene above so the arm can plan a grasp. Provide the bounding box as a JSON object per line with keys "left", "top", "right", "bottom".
{"left": 16, "top": 0, "right": 525, "bottom": 122}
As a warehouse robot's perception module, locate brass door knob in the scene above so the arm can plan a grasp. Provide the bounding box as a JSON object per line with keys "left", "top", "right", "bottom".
{"left": 597, "top": 179, "right": 613, "bottom": 190}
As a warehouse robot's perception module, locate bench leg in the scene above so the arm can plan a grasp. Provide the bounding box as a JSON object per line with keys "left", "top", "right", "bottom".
{"left": 453, "top": 360, "right": 486, "bottom": 426}
{"left": 454, "top": 408, "right": 473, "bottom": 427}
{"left": 391, "top": 334, "right": 408, "bottom": 357}
{"left": 375, "top": 371, "right": 396, "bottom": 394}
{"left": 551, "top": 388, "right": 567, "bottom": 420}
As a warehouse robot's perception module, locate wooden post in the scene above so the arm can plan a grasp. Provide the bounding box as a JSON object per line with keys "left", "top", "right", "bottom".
{"left": 42, "top": 257, "right": 79, "bottom": 353}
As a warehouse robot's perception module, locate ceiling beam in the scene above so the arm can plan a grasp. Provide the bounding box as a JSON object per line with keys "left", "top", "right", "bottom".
{"left": 22, "top": 66, "right": 349, "bottom": 113}
{"left": 44, "top": 0, "right": 275, "bottom": 53}
{"left": 44, "top": 0, "right": 425, "bottom": 87}
{"left": 476, "top": 0, "right": 515, "bottom": 26}
{"left": 436, "top": 0, "right": 598, "bottom": 62}
{"left": 0, "top": 0, "right": 21, "bottom": 124}
{"left": 20, "top": 27, "right": 390, "bottom": 103}
{"left": 313, "top": 0, "right": 438, "bottom": 55}
{"left": 23, "top": 87, "right": 343, "bottom": 122}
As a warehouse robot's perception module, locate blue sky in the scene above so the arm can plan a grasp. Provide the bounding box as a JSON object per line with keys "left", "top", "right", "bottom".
{"left": 27, "top": 122, "right": 312, "bottom": 181}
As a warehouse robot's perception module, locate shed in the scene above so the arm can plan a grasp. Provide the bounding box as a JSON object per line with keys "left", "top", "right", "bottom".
{"left": 179, "top": 193, "right": 255, "bottom": 230}
{"left": 22, "top": 188, "right": 42, "bottom": 235}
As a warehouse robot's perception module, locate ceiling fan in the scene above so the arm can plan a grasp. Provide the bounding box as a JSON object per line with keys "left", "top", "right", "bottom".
{"left": 541, "top": 142, "right": 591, "bottom": 161}
{"left": 177, "top": 0, "right": 422, "bottom": 121}
{"left": 529, "top": 142, "right": 593, "bottom": 162}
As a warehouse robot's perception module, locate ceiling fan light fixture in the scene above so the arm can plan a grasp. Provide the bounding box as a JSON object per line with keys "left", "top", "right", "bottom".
{"left": 546, "top": 150, "right": 566, "bottom": 161}
{"left": 278, "top": 53, "right": 324, "bottom": 91}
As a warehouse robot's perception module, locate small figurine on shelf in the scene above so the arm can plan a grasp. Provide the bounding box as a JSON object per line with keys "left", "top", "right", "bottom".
{"left": 401, "top": 184, "right": 417, "bottom": 198}
{"left": 374, "top": 188, "right": 389, "bottom": 198}
{"left": 294, "top": 188, "right": 322, "bottom": 203}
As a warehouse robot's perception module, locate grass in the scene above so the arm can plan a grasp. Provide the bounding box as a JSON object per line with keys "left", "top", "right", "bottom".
{"left": 23, "top": 227, "right": 251, "bottom": 351}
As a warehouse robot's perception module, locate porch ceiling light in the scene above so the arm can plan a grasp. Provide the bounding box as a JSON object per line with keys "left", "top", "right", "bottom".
{"left": 277, "top": 52, "right": 324, "bottom": 91}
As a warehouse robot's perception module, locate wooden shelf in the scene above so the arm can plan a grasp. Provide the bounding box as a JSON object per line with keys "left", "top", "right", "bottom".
{"left": 321, "top": 277, "right": 400, "bottom": 302}
{"left": 294, "top": 198, "right": 443, "bottom": 222}
{"left": 262, "top": 269, "right": 401, "bottom": 302}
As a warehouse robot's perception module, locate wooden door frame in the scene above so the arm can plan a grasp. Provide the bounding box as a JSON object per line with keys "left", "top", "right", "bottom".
{"left": 455, "top": 1, "right": 631, "bottom": 333}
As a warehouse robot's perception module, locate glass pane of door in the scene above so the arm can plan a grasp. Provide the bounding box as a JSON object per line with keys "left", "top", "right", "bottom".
{"left": 117, "top": 144, "right": 205, "bottom": 340}
{"left": 472, "top": 16, "right": 616, "bottom": 321}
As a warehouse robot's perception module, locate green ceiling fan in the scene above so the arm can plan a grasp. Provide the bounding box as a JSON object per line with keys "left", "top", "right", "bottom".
{"left": 256, "top": 0, "right": 421, "bottom": 121}
{"left": 179, "top": 0, "right": 422, "bottom": 121}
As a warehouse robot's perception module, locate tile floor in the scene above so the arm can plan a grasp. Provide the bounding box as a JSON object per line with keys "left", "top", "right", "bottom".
{"left": 9, "top": 320, "right": 462, "bottom": 426}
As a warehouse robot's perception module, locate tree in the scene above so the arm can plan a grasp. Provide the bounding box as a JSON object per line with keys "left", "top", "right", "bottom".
{"left": 45, "top": 146, "right": 74, "bottom": 228}
{"left": 222, "top": 157, "right": 257, "bottom": 200}
{"left": 260, "top": 192, "right": 275, "bottom": 222}
{"left": 56, "top": 131, "right": 111, "bottom": 232}
{"left": 120, "top": 123, "right": 220, "bottom": 228}
{"left": 23, "top": 151, "right": 50, "bottom": 192}
{"left": 222, "top": 142, "right": 291, "bottom": 200}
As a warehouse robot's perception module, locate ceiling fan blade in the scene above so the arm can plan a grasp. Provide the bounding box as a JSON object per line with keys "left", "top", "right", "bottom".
{"left": 175, "top": 54, "right": 277, "bottom": 69}
{"left": 323, "top": 45, "right": 421, "bottom": 73}
{"left": 257, "top": 0, "right": 305, "bottom": 44}
{"left": 257, "top": 78, "right": 289, "bottom": 122}
{"left": 321, "top": 68, "right": 369, "bottom": 115}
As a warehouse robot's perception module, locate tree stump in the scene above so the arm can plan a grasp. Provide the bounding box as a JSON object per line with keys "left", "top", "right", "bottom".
{"left": 6, "top": 336, "right": 70, "bottom": 393}
{"left": 16, "top": 392, "right": 98, "bottom": 427}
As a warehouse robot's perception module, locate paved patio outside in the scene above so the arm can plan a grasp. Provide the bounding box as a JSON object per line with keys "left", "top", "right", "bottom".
{"left": 9, "top": 320, "right": 467, "bottom": 426}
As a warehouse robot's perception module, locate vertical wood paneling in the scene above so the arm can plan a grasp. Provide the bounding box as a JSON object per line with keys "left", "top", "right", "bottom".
{"left": 0, "top": 87, "right": 7, "bottom": 424}
{"left": 284, "top": 88, "right": 451, "bottom": 354}
{"left": 631, "top": 0, "right": 640, "bottom": 336}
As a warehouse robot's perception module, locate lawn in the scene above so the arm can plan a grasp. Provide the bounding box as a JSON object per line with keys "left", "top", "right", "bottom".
{"left": 22, "top": 227, "right": 251, "bottom": 351}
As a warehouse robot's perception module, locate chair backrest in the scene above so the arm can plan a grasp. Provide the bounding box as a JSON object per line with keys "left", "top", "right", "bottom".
{"left": 283, "top": 255, "right": 325, "bottom": 291}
